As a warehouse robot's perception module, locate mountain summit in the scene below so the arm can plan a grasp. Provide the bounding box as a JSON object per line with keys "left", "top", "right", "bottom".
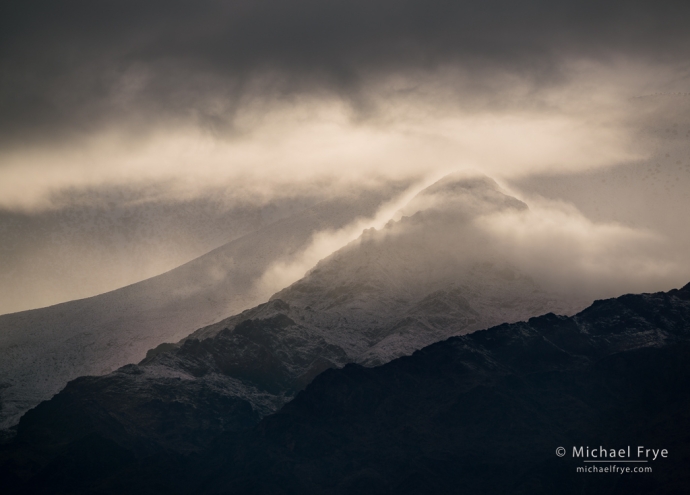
{"left": 0, "top": 174, "right": 588, "bottom": 452}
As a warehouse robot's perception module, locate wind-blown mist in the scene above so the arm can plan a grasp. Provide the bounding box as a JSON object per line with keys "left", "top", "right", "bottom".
{"left": 386, "top": 173, "right": 689, "bottom": 302}
{"left": 1, "top": 0, "right": 689, "bottom": 312}
{"left": 478, "top": 196, "right": 683, "bottom": 299}
{"left": 0, "top": 191, "right": 326, "bottom": 314}
{"left": 268, "top": 172, "right": 689, "bottom": 325}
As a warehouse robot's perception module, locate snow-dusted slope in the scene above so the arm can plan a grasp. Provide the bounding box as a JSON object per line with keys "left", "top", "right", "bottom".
{"left": 193, "top": 175, "right": 588, "bottom": 364}
{"left": 0, "top": 189, "right": 401, "bottom": 430}
{"left": 10, "top": 175, "right": 593, "bottom": 450}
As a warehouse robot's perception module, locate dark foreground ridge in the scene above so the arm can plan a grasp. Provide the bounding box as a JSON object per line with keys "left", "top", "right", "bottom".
{"left": 2, "top": 283, "right": 690, "bottom": 494}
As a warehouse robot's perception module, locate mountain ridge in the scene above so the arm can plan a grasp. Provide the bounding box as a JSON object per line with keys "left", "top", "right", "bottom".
{"left": 1, "top": 176, "right": 594, "bottom": 456}
{"left": 0, "top": 188, "right": 402, "bottom": 430}
{"left": 3, "top": 282, "right": 689, "bottom": 493}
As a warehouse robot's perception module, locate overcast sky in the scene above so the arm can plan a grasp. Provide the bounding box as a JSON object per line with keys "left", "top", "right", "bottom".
{"left": 1, "top": 0, "right": 690, "bottom": 313}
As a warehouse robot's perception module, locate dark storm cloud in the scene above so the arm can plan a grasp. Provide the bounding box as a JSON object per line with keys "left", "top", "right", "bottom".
{"left": 1, "top": 0, "right": 689, "bottom": 145}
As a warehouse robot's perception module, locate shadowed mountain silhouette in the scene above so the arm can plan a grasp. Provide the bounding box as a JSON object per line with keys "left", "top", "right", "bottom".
{"left": 2, "top": 283, "right": 689, "bottom": 494}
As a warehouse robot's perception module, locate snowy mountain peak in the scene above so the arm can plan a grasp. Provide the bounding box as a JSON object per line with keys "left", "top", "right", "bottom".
{"left": 397, "top": 173, "right": 527, "bottom": 220}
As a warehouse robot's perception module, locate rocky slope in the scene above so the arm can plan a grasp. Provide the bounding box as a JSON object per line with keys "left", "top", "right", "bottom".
{"left": 0, "top": 175, "right": 589, "bottom": 455}
{"left": 3, "top": 283, "right": 689, "bottom": 494}
{"left": 0, "top": 188, "right": 401, "bottom": 431}
{"left": 193, "top": 281, "right": 690, "bottom": 495}
{"left": 192, "top": 175, "right": 588, "bottom": 360}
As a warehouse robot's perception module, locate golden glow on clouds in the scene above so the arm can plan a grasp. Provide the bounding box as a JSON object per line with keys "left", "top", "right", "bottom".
{"left": 1, "top": 60, "right": 688, "bottom": 313}
{"left": 0, "top": 92, "right": 639, "bottom": 211}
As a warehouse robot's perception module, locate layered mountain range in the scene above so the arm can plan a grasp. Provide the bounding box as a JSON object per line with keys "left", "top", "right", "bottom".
{"left": 0, "top": 187, "right": 403, "bottom": 431}
{"left": 192, "top": 282, "right": 690, "bottom": 495}
{"left": 3, "top": 280, "right": 689, "bottom": 494}
{"left": 0, "top": 175, "right": 589, "bottom": 456}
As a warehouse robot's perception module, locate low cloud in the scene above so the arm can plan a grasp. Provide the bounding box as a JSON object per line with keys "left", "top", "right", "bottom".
{"left": 260, "top": 174, "right": 688, "bottom": 311}
{"left": 477, "top": 194, "right": 685, "bottom": 299}
{"left": 2, "top": 1, "right": 689, "bottom": 312}
{"left": 0, "top": 76, "right": 642, "bottom": 212}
